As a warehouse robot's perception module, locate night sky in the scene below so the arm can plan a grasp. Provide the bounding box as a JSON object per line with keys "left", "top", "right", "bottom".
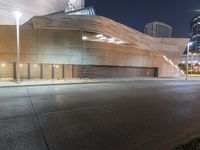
{"left": 85, "top": 0, "right": 200, "bottom": 38}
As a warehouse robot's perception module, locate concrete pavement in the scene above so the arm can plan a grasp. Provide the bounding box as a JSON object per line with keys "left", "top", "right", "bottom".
{"left": 1, "top": 80, "right": 200, "bottom": 149}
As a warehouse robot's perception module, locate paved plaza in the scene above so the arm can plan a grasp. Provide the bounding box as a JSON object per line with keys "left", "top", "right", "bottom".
{"left": 1, "top": 79, "right": 200, "bottom": 150}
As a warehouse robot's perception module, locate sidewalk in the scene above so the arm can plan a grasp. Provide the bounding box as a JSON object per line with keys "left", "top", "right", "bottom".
{"left": 0, "top": 77, "right": 199, "bottom": 87}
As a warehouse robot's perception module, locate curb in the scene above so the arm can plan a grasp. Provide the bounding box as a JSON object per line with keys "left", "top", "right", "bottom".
{"left": 0, "top": 77, "right": 198, "bottom": 88}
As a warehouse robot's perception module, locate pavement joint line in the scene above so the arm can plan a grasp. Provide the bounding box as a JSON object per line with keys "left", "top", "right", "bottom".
{"left": 0, "top": 81, "right": 104, "bottom": 88}
{"left": 0, "top": 114, "right": 36, "bottom": 122}
{"left": 38, "top": 103, "right": 115, "bottom": 117}
{"left": 26, "top": 87, "right": 50, "bottom": 150}
{"left": 0, "top": 96, "right": 30, "bottom": 100}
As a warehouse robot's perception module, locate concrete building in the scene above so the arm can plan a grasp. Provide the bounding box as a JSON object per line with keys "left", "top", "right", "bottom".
{"left": 0, "top": 1, "right": 188, "bottom": 81}
{"left": 144, "top": 21, "right": 173, "bottom": 38}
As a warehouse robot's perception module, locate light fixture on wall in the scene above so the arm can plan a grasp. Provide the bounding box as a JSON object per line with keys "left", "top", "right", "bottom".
{"left": 34, "top": 64, "right": 37, "bottom": 68}
{"left": 82, "top": 36, "right": 88, "bottom": 40}
{"left": 19, "top": 64, "right": 23, "bottom": 68}
{"left": 96, "top": 34, "right": 103, "bottom": 38}
{"left": 1, "top": 63, "right": 5, "bottom": 67}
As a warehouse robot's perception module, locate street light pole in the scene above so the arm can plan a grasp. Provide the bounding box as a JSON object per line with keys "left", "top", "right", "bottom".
{"left": 186, "top": 42, "right": 192, "bottom": 80}
{"left": 191, "top": 53, "right": 196, "bottom": 74}
{"left": 14, "top": 11, "right": 22, "bottom": 84}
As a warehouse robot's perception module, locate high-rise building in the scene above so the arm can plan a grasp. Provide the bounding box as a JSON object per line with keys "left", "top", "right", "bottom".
{"left": 144, "top": 21, "right": 172, "bottom": 38}
{"left": 190, "top": 15, "right": 200, "bottom": 53}
{"left": 179, "top": 15, "right": 200, "bottom": 73}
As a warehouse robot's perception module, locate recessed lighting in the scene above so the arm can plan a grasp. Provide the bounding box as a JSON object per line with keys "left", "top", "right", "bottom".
{"left": 115, "top": 40, "right": 124, "bottom": 44}
{"left": 100, "top": 37, "right": 107, "bottom": 40}
{"left": 82, "top": 36, "right": 88, "bottom": 40}
{"left": 108, "top": 38, "right": 115, "bottom": 42}
{"left": 96, "top": 34, "right": 103, "bottom": 38}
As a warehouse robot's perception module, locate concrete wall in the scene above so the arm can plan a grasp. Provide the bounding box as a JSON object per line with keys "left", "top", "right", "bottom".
{"left": 32, "top": 15, "right": 188, "bottom": 64}
{"left": 0, "top": 26, "right": 182, "bottom": 78}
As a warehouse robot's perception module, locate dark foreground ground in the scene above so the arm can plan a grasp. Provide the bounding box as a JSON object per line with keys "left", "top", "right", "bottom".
{"left": 1, "top": 79, "right": 200, "bottom": 150}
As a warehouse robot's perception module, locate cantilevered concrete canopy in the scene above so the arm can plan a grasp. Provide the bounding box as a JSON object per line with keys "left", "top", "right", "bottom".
{"left": 31, "top": 15, "right": 188, "bottom": 66}
{"left": 0, "top": 0, "right": 84, "bottom": 25}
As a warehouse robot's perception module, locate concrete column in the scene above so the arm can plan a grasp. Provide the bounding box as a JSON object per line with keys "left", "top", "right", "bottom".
{"left": 28, "top": 63, "right": 30, "bottom": 79}
{"left": 62, "top": 64, "right": 65, "bottom": 79}
{"left": 40, "top": 64, "right": 43, "bottom": 79}
{"left": 52, "top": 64, "right": 54, "bottom": 79}
{"left": 13, "top": 62, "right": 16, "bottom": 80}
{"left": 144, "top": 68, "right": 147, "bottom": 77}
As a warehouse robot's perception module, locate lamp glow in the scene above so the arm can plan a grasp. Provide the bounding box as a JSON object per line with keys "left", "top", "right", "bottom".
{"left": 14, "top": 11, "right": 22, "bottom": 84}
{"left": 14, "top": 11, "right": 22, "bottom": 19}
{"left": 186, "top": 42, "right": 193, "bottom": 80}
{"left": 82, "top": 36, "right": 88, "bottom": 40}
{"left": 1, "top": 63, "right": 5, "bottom": 67}
{"left": 96, "top": 34, "right": 103, "bottom": 38}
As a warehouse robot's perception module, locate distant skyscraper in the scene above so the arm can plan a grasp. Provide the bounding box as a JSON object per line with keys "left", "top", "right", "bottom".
{"left": 190, "top": 15, "right": 200, "bottom": 53}
{"left": 144, "top": 21, "right": 172, "bottom": 38}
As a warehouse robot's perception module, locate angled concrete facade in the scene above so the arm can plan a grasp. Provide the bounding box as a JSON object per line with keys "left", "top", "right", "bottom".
{"left": 0, "top": 15, "right": 188, "bottom": 80}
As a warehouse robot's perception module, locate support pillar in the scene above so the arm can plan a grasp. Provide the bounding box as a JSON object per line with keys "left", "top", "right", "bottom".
{"left": 52, "top": 64, "right": 54, "bottom": 79}
{"left": 28, "top": 63, "right": 30, "bottom": 79}
{"left": 13, "top": 62, "right": 16, "bottom": 80}
{"left": 40, "top": 64, "right": 43, "bottom": 79}
{"left": 62, "top": 64, "right": 65, "bottom": 79}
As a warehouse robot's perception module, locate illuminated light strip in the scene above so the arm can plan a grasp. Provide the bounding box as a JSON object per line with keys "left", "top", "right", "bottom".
{"left": 115, "top": 41, "right": 124, "bottom": 44}
{"left": 169, "top": 60, "right": 174, "bottom": 66}
{"left": 108, "top": 38, "right": 116, "bottom": 42}
{"left": 108, "top": 40, "right": 114, "bottom": 43}
{"left": 85, "top": 33, "right": 129, "bottom": 45}
{"left": 175, "top": 65, "right": 180, "bottom": 71}
{"left": 96, "top": 34, "right": 103, "bottom": 38}
{"left": 181, "top": 70, "right": 185, "bottom": 75}
{"left": 163, "top": 55, "right": 185, "bottom": 75}
{"left": 100, "top": 37, "right": 107, "bottom": 40}
{"left": 163, "top": 55, "right": 174, "bottom": 66}
{"left": 163, "top": 55, "right": 169, "bottom": 62}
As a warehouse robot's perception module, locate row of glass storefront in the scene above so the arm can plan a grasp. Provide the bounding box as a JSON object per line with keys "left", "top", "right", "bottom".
{"left": 0, "top": 62, "right": 158, "bottom": 80}
{"left": 0, "top": 62, "right": 72, "bottom": 80}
